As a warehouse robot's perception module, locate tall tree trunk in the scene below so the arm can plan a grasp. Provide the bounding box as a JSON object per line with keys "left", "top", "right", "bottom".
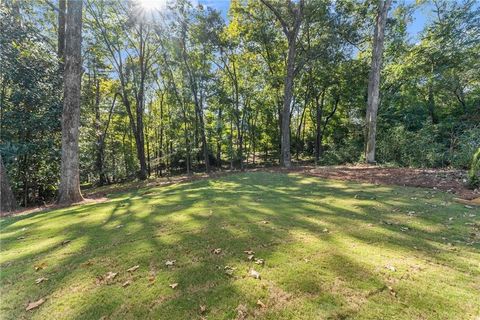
{"left": 0, "top": 155, "right": 16, "bottom": 214}
{"left": 93, "top": 73, "right": 106, "bottom": 186}
{"left": 159, "top": 94, "right": 164, "bottom": 176}
{"left": 281, "top": 34, "right": 298, "bottom": 168}
{"left": 217, "top": 107, "right": 222, "bottom": 168}
{"left": 315, "top": 90, "right": 325, "bottom": 162}
{"left": 58, "top": 0, "right": 83, "bottom": 204}
{"left": 296, "top": 91, "right": 308, "bottom": 160}
{"left": 365, "top": 0, "right": 392, "bottom": 164}
{"left": 261, "top": 0, "right": 304, "bottom": 168}
{"left": 146, "top": 129, "right": 151, "bottom": 177}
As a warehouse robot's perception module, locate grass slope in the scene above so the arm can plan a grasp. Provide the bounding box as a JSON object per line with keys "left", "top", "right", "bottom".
{"left": 1, "top": 172, "right": 479, "bottom": 319}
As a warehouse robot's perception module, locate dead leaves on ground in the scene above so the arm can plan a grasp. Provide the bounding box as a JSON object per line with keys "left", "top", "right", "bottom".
{"left": 34, "top": 262, "right": 47, "bottom": 271}
{"left": 224, "top": 265, "right": 236, "bottom": 276}
{"left": 236, "top": 304, "right": 249, "bottom": 320}
{"left": 35, "top": 277, "right": 48, "bottom": 284}
{"left": 243, "top": 249, "right": 265, "bottom": 266}
{"left": 249, "top": 269, "right": 261, "bottom": 279}
{"left": 96, "top": 271, "right": 118, "bottom": 285}
{"left": 169, "top": 282, "right": 178, "bottom": 289}
{"left": 385, "top": 265, "right": 397, "bottom": 272}
{"left": 165, "top": 260, "right": 176, "bottom": 267}
{"left": 26, "top": 298, "right": 45, "bottom": 311}
{"left": 256, "top": 299, "right": 266, "bottom": 308}
{"left": 127, "top": 265, "right": 139, "bottom": 272}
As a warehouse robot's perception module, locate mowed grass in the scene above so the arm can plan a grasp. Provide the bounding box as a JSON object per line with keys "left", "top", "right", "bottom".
{"left": 1, "top": 172, "right": 479, "bottom": 320}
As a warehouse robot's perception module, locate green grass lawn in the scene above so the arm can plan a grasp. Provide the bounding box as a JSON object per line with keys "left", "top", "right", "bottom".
{"left": 1, "top": 172, "right": 479, "bottom": 319}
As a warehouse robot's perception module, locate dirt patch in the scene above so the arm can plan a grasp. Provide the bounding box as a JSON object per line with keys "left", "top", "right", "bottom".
{"left": 293, "top": 165, "right": 479, "bottom": 200}
{"left": 3, "top": 165, "right": 477, "bottom": 218}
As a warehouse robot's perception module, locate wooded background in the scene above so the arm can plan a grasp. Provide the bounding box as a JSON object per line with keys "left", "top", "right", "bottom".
{"left": 1, "top": 0, "right": 479, "bottom": 207}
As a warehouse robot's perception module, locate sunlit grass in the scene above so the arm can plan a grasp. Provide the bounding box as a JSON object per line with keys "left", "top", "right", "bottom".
{"left": 1, "top": 172, "right": 479, "bottom": 319}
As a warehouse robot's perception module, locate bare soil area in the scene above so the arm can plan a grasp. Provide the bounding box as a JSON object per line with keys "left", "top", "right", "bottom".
{"left": 294, "top": 165, "right": 479, "bottom": 200}
{"left": 4, "top": 165, "right": 478, "bottom": 217}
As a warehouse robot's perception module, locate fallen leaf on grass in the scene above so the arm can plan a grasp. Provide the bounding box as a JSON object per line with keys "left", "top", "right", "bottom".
{"left": 17, "top": 236, "right": 25, "bottom": 240}
{"left": 465, "top": 205, "right": 473, "bottom": 209}
{"left": 165, "top": 260, "right": 176, "bottom": 267}
{"left": 61, "top": 240, "right": 71, "bottom": 245}
{"left": 244, "top": 250, "right": 255, "bottom": 255}
{"left": 254, "top": 258, "right": 264, "bottom": 265}
{"left": 115, "top": 224, "right": 124, "bottom": 229}
{"left": 256, "top": 300, "right": 266, "bottom": 308}
{"left": 385, "top": 265, "right": 396, "bottom": 272}
{"left": 169, "top": 283, "right": 178, "bottom": 289}
{"left": 387, "top": 286, "right": 397, "bottom": 297}
{"left": 34, "top": 262, "right": 47, "bottom": 271}
{"left": 224, "top": 265, "right": 236, "bottom": 276}
{"left": 35, "top": 277, "right": 48, "bottom": 284}
{"left": 122, "top": 280, "right": 131, "bottom": 287}
{"left": 105, "top": 271, "right": 118, "bottom": 281}
{"left": 26, "top": 298, "right": 45, "bottom": 311}
{"left": 260, "top": 220, "right": 269, "bottom": 224}
{"left": 148, "top": 275, "right": 156, "bottom": 284}
{"left": 247, "top": 255, "right": 255, "bottom": 261}
{"left": 199, "top": 305, "right": 207, "bottom": 314}
{"left": 236, "top": 304, "right": 248, "bottom": 320}
{"left": 249, "top": 269, "right": 261, "bottom": 279}
{"left": 127, "top": 265, "right": 139, "bottom": 272}
{"left": 322, "top": 228, "right": 329, "bottom": 233}
{"left": 212, "top": 248, "right": 222, "bottom": 254}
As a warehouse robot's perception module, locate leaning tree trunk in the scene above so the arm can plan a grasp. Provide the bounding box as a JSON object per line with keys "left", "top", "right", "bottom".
{"left": 58, "top": 0, "right": 84, "bottom": 204}
{"left": 1, "top": 155, "right": 16, "bottom": 214}
{"left": 365, "top": 0, "right": 392, "bottom": 164}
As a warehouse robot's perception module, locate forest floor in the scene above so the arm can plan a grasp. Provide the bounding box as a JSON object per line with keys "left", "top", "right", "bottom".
{"left": 84, "top": 164, "right": 479, "bottom": 200}
{"left": 1, "top": 171, "right": 479, "bottom": 319}
{"left": 7, "top": 164, "right": 478, "bottom": 218}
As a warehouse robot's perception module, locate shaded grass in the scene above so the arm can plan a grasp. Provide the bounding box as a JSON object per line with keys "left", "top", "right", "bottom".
{"left": 0, "top": 172, "right": 479, "bottom": 319}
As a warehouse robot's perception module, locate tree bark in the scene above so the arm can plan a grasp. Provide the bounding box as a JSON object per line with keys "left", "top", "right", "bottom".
{"left": 58, "top": 0, "right": 83, "bottom": 204}
{"left": 365, "top": 0, "right": 392, "bottom": 164}
{"left": 261, "top": 0, "right": 304, "bottom": 168}
{"left": 0, "top": 155, "right": 16, "bottom": 214}
{"left": 315, "top": 90, "right": 325, "bottom": 162}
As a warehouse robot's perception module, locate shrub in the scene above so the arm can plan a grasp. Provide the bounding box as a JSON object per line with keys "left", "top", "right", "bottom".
{"left": 468, "top": 148, "right": 480, "bottom": 189}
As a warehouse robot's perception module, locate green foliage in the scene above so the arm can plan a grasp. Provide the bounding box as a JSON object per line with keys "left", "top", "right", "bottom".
{"left": 2, "top": 0, "right": 480, "bottom": 206}
{"left": 0, "top": 4, "right": 61, "bottom": 205}
{"left": 468, "top": 148, "right": 480, "bottom": 189}
{"left": 377, "top": 124, "right": 446, "bottom": 168}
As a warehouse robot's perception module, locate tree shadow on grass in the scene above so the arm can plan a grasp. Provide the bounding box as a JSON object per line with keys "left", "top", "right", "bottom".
{"left": 0, "top": 171, "right": 478, "bottom": 319}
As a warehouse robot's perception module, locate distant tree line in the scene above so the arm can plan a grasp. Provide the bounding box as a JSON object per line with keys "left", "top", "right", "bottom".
{"left": 1, "top": 0, "right": 479, "bottom": 209}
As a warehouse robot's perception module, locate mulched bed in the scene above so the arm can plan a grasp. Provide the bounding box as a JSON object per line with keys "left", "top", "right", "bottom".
{"left": 294, "top": 165, "right": 479, "bottom": 200}
{"left": 4, "top": 165, "right": 478, "bottom": 217}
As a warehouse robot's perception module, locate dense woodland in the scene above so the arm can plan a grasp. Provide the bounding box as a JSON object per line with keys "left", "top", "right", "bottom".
{"left": 1, "top": 0, "right": 479, "bottom": 208}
